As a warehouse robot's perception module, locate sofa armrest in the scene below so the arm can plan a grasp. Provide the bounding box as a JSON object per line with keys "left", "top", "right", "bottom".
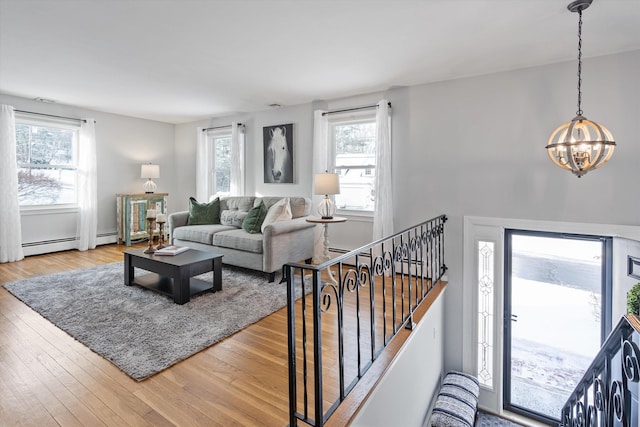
{"left": 262, "top": 216, "right": 316, "bottom": 273}
{"left": 263, "top": 216, "right": 315, "bottom": 236}
{"left": 168, "top": 211, "right": 190, "bottom": 243}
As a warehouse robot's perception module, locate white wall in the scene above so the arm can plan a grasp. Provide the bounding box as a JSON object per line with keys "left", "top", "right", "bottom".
{"left": 351, "top": 288, "right": 445, "bottom": 427}
{"left": 0, "top": 94, "right": 175, "bottom": 253}
{"left": 173, "top": 103, "right": 315, "bottom": 212}
{"left": 613, "top": 238, "right": 640, "bottom": 320}
{"left": 400, "top": 50, "right": 640, "bottom": 371}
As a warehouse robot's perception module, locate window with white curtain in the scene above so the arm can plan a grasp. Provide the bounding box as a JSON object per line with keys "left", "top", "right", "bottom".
{"left": 15, "top": 117, "right": 79, "bottom": 206}
{"left": 330, "top": 112, "right": 376, "bottom": 213}
{"left": 206, "top": 129, "right": 232, "bottom": 195}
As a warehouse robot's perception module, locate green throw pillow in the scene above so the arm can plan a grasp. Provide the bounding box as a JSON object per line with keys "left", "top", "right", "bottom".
{"left": 187, "top": 197, "right": 220, "bottom": 225}
{"left": 242, "top": 201, "right": 268, "bottom": 234}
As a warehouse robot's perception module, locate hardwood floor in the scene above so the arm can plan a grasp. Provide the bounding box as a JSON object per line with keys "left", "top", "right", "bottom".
{"left": 0, "top": 244, "right": 445, "bottom": 426}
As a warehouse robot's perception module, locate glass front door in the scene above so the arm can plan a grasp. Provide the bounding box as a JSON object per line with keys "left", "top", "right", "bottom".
{"left": 504, "top": 230, "right": 611, "bottom": 423}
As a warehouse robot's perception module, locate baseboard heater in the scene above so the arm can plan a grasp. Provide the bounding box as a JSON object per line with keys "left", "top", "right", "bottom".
{"left": 22, "top": 232, "right": 117, "bottom": 248}
{"left": 22, "top": 237, "right": 77, "bottom": 247}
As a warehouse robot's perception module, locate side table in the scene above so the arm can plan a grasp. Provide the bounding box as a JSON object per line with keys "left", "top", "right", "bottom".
{"left": 306, "top": 216, "right": 347, "bottom": 285}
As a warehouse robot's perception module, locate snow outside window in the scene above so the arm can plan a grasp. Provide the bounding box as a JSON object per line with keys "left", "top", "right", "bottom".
{"left": 16, "top": 118, "right": 79, "bottom": 207}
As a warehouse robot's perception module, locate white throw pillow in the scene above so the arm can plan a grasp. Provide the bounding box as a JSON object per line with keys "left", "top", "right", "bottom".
{"left": 261, "top": 197, "right": 292, "bottom": 232}
{"left": 220, "top": 209, "right": 248, "bottom": 228}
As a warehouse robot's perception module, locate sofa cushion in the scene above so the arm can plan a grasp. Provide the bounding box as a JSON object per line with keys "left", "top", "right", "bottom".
{"left": 220, "top": 196, "right": 255, "bottom": 212}
{"left": 220, "top": 209, "right": 248, "bottom": 228}
{"left": 172, "top": 224, "right": 235, "bottom": 245}
{"left": 242, "top": 201, "right": 268, "bottom": 234}
{"left": 213, "top": 229, "right": 263, "bottom": 253}
{"left": 187, "top": 197, "right": 220, "bottom": 225}
{"left": 261, "top": 197, "right": 292, "bottom": 232}
{"left": 256, "top": 196, "right": 311, "bottom": 219}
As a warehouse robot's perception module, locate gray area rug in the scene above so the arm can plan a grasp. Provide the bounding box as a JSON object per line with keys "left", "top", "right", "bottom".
{"left": 4, "top": 262, "right": 305, "bottom": 381}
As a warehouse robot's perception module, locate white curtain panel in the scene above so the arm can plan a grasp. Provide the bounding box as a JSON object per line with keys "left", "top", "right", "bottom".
{"left": 76, "top": 119, "right": 98, "bottom": 251}
{"left": 373, "top": 99, "right": 393, "bottom": 242}
{"left": 0, "top": 104, "right": 24, "bottom": 262}
{"left": 312, "top": 110, "right": 330, "bottom": 263}
{"left": 230, "top": 123, "right": 245, "bottom": 196}
{"left": 195, "top": 127, "right": 209, "bottom": 202}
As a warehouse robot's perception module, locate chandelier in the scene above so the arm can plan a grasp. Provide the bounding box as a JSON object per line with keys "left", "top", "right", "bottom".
{"left": 545, "top": 0, "right": 616, "bottom": 178}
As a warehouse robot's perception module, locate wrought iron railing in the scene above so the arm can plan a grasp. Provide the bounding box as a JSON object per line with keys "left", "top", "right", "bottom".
{"left": 284, "top": 215, "right": 447, "bottom": 427}
{"left": 560, "top": 315, "right": 640, "bottom": 427}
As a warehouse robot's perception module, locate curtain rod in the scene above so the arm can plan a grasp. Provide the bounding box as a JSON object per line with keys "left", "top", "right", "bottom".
{"left": 202, "top": 123, "right": 244, "bottom": 132}
{"left": 14, "top": 109, "right": 91, "bottom": 123}
{"left": 322, "top": 101, "right": 392, "bottom": 116}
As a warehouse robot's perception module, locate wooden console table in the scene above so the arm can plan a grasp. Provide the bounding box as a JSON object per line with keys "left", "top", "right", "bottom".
{"left": 117, "top": 193, "right": 168, "bottom": 246}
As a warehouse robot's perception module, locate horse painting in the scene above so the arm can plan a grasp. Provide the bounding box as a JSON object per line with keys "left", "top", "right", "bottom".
{"left": 263, "top": 124, "right": 293, "bottom": 183}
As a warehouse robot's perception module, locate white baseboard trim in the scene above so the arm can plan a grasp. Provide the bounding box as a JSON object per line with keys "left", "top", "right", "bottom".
{"left": 22, "top": 234, "right": 118, "bottom": 257}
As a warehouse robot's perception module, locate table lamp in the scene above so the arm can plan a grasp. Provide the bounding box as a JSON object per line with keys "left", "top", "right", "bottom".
{"left": 314, "top": 172, "right": 340, "bottom": 219}
{"left": 141, "top": 163, "right": 159, "bottom": 193}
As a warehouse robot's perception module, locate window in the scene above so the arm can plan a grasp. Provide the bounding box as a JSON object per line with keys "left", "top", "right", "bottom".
{"left": 16, "top": 118, "right": 79, "bottom": 206}
{"left": 476, "top": 240, "right": 495, "bottom": 389}
{"left": 330, "top": 114, "right": 376, "bottom": 212}
{"left": 206, "top": 130, "right": 232, "bottom": 195}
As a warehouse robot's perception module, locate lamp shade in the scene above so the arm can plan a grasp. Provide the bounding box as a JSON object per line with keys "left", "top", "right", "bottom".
{"left": 314, "top": 172, "right": 340, "bottom": 195}
{"left": 141, "top": 164, "right": 160, "bottom": 179}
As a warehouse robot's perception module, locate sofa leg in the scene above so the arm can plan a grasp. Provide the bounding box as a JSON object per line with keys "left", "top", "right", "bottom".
{"left": 266, "top": 272, "right": 276, "bottom": 283}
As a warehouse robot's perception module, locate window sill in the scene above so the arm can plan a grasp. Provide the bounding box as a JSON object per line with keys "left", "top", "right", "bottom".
{"left": 336, "top": 209, "right": 373, "bottom": 222}
{"left": 20, "top": 204, "right": 79, "bottom": 216}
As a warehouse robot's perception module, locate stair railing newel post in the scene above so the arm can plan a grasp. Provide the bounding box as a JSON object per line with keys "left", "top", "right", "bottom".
{"left": 285, "top": 263, "right": 298, "bottom": 427}
{"left": 367, "top": 252, "right": 377, "bottom": 363}
{"left": 313, "top": 268, "right": 324, "bottom": 427}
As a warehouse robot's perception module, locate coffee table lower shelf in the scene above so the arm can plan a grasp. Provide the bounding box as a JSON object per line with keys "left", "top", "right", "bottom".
{"left": 131, "top": 273, "right": 218, "bottom": 300}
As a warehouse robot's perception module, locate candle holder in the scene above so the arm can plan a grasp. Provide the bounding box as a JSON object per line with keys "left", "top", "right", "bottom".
{"left": 156, "top": 220, "right": 166, "bottom": 249}
{"left": 143, "top": 218, "right": 156, "bottom": 254}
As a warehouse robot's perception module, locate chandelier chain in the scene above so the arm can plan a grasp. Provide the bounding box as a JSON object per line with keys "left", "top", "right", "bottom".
{"left": 576, "top": 9, "right": 583, "bottom": 116}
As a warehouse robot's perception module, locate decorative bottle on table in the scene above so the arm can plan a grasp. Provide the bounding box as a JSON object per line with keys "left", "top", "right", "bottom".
{"left": 144, "top": 209, "right": 156, "bottom": 254}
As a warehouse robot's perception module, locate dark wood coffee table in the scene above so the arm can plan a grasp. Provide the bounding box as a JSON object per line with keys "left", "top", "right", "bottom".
{"left": 124, "top": 248, "right": 223, "bottom": 304}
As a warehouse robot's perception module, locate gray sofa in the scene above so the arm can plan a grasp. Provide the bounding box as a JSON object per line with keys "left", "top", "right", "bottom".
{"left": 168, "top": 196, "right": 315, "bottom": 281}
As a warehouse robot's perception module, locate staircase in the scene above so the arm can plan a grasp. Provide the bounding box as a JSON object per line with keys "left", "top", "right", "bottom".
{"left": 560, "top": 315, "right": 640, "bottom": 427}
{"left": 283, "top": 215, "right": 447, "bottom": 426}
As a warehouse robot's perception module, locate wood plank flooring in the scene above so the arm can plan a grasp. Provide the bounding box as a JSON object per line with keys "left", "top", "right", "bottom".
{"left": 0, "top": 244, "right": 445, "bottom": 426}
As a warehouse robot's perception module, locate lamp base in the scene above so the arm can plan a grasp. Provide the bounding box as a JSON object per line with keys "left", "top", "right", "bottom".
{"left": 317, "top": 196, "right": 336, "bottom": 220}
{"left": 143, "top": 179, "right": 157, "bottom": 194}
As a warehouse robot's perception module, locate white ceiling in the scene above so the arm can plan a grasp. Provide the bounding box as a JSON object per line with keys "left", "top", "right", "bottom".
{"left": 1, "top": 0, "right": 639, "bottom": 124}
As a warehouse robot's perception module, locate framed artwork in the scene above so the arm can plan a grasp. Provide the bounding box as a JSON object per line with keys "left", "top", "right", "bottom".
{"left": 263, "top": 123, "right": 294, "bottom": 183}
{"left": 629, "top": 255, "right": 640, "bottom": 280}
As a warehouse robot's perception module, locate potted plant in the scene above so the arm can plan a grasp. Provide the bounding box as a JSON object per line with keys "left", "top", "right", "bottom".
{"left": 627, "top": 283, "right": 640, "bottom": 315}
